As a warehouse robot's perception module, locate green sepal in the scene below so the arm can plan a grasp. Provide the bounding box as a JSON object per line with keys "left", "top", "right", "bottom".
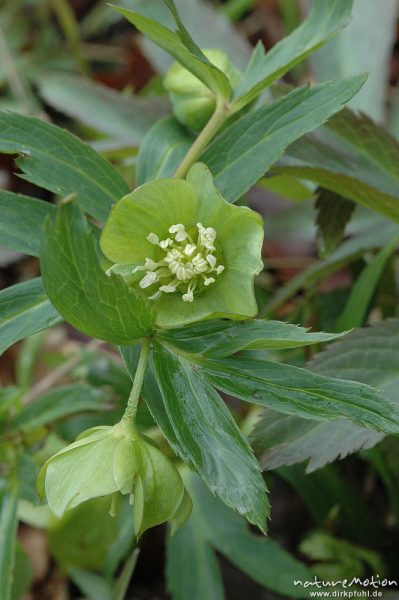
{"left": 100, "top": 163, "right": 264, "bottom": 328}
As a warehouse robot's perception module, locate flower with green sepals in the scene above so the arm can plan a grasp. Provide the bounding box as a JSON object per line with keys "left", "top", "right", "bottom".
{"left": 37, "top": 420, "right": 192, "bottom": 537}
{"left": 100, "top": 163, "right": 264, "bottom": 329}
{"left": 164, "top": 48, "right": 240, "bottom": 131}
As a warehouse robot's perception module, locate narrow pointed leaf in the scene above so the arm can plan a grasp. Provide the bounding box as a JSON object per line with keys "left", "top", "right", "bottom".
{"left": 253, "top": 320, "right": 399, "bottom": 472}
{"left": 201, "top": 356, "right": 399, "bottom": 433}
{"left": 160, "top": 319, "right": 347, "bottom": 358}
{"left": 0, "top": 112, "right": 128, "bottom": 222}
{"left": 0, "top": 191, "right": 55, "bottom": 257}
{"left": 113, "top": 5, "right": 231, "bottom": 101}
{"left": 232, "top": 0, "right": 353, "bottom": 110}
{"left": 40, "top": 200, "right": 154, "bottom": 344}
{"left": 0, "top": 483, "right": 18, "bottom": 600}
{"left": 203, "top": 76, "right": 365, "bottom": 203}
{"left": 0, "top": 278, "right": 62, "bottom": 355}
{"left": 276, "top": 110, "right": 399, "bottom": 222}
{"left": 147, "top": 343, "right": 269, "bottom": 531}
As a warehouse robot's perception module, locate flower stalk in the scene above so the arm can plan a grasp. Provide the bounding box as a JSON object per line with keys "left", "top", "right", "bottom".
{"left": 122, "top": 337, "right": 151, "bottom": 422}
{"left": 173, "top": 99, "right": 228, "bottom": 179}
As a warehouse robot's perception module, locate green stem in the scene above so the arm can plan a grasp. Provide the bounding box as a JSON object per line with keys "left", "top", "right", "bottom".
{"left": 174, "top": 99, "right": 229, "bottom": 179}
{"left": 122, "top": 338, "right": 151, "bottom": 422}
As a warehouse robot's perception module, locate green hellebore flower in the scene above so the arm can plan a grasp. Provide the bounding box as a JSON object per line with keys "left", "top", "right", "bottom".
{"left": 100, "top": 163, "right": 264, "bottom": 329}
{"left": 164, "top": 48, "right": 240, "bottom": 131}
{"left": 37, "top": 421, "right": 192, "bottom": 537}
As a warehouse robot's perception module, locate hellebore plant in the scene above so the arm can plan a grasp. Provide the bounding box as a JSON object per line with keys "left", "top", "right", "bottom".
{"left": 4, "top": 1, "right": 399, "bottom": 594}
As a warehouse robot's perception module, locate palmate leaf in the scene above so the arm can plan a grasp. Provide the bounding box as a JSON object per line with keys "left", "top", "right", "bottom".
{"left": 203, "top": 76, "right": 365, "bottom": 203}
{"left": 41, "top": 200, "right": 154, "bottom": 345}
{"left": 252, "top": 320, "right": 399, "bottom": 472}
{"left": 120, "top": 344, "right": 269, "bottom": 532}
{"left": 276, "top": 109, "right": 399, "bottom": 222}
{"left": 0, "top": 191, "right": 55, "bottom": 257}
{"left": 0, "top": 278, "right": 62, "bottom": 356}
{"left": 231, "top": 0, "right": 353, "bottom": 110}
{"left": 201, "top": 355, "right": 399, "bottom": 434}
{"left": 159, "top": 319, "right": 347, "bottom": 358}
{"left": 0, "top": 112, "right": 128, "bottom": 222}
{"left": 113, "top": 4, "right": 231, "bottom": 102}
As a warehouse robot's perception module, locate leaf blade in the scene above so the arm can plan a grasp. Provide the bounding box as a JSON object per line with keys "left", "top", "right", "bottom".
{"left": 160, "top": 319, "right": 347, "bottom": 358}
{"left": 203, "top": 76, "right": 365, "bottom": 203}
{"left": 232, "top": 0, "right": 353, "bottom": 109}
{"left": 0, "top": 278, "right": 62, "bottom": 355}
{"left": 201, "top": 356, "right": 399, "bottom": 433}
{"left": 40, "top": 200, "right": 154, "bottom": 344}
{"left": 0, "top": 112, "right": 128, "bottom": 222}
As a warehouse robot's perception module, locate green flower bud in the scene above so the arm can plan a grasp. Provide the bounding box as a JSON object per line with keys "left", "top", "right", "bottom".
{"left": 164, "top": 49, "right": 240, "bottom": 131}
{"left": 100, "top": 163, "right": 264, "bottom": 329}
{"left": 37, "top": 421, "right": 191, "bottom": 537}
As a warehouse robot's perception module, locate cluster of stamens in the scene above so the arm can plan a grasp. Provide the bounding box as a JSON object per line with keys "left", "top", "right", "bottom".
{"left": 133, "top": 223, "right": 225, "bottom": 302}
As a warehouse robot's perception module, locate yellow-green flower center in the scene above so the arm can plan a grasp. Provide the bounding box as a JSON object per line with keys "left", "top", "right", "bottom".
{"left": 134, "top": 223, "right": 225, "bottom": 302}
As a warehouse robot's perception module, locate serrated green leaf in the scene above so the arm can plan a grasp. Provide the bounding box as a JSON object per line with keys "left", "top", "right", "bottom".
{"left": 160, "top": 319, "right": 347, "bottom": 358}
{"left": 201, "top": 356, "right": 399, "bottom": 433}
{"left": 190, "top": 475, "right": 312, "bottom": 598}
{"left": 125, "top": 0, "right": 251, "bottom": 73}
{"left": 203, "top": 76, "right": 365, "bottom": 203}
{"left": 337, "top": 233, "right": 399, "bottom": 331}
{"left": 0, "top": 482, "right": 18, "bottom": 600}
{"left": 0, "top": 191, "right": 55, "bottom": 257}
{"left": 12, "top": 384, "right": 105, "bottom": 433}
{"left": 251, "top": 410, "right": 383, "bottom": 473}
{"left": 275, "top": 109, "right": 399, "bottom": 222}
{"left": 40, "top": 200, "right": 155, "bottom": 344}
{"left": 113, "top": 5, "right": 231, "bottom": 101}
{"left": 125, "top": 342, "right": 269, "bottom": 531}
{"left": 315, "top": 189, "right": 355, "bottom": 258}
{"left": 232, "top": 0, "right": 353, "bottom": 110}
{"left": 0, "top": 112, "right": 128, "bottom": 222}
{"left": 253, "top": 320, "right": 399, "bottom": 472}
{"left": 38, "top": 73, "right": 169, "bottom": 144}
{"left": 137, "top": 116, "right": 193, "bottom": 185}
{"left": 0, "top": 278, "right": 62, "bottom": 356}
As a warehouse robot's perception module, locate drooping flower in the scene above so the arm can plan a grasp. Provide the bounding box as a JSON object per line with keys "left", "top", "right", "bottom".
{"left": 100, "top": 163, "right": 264, "bottom": 329}
{"left": 37, "top": 421, "right": 191, "bottom": 536}
{"left": 163, "top": 48, "right": 240, "bottom": 131}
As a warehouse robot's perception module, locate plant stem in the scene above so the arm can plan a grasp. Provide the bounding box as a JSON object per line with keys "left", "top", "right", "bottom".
{"left": 123, "top": 338, "right": 151, "bottom": 422}
{"left": 174, "top": 99, "right": 229, "bottom": 179}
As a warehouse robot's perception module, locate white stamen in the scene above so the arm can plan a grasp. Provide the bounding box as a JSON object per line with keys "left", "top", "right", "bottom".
{"left": 206, "top": 254, "right": 216, "bottom": 268}
{"left": 159, "top": 284, "right": 177, "bottom": 293}
{"left": 159, "top": 238, "right": 172, "bottom": 249}
{"left": 135, "top": 222, "right": 224, "bottom": 303}
{"left": 169, "top": 224, "right": 188, "bottom": 242}
{"left": 184, "top": 244, "right": 196, "bottom": 256}
{"left": 139, "top": 271, "right": 158, "bottom": 288}
{"left": 147, "top": 232, "right": 159, "bottom": 244}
